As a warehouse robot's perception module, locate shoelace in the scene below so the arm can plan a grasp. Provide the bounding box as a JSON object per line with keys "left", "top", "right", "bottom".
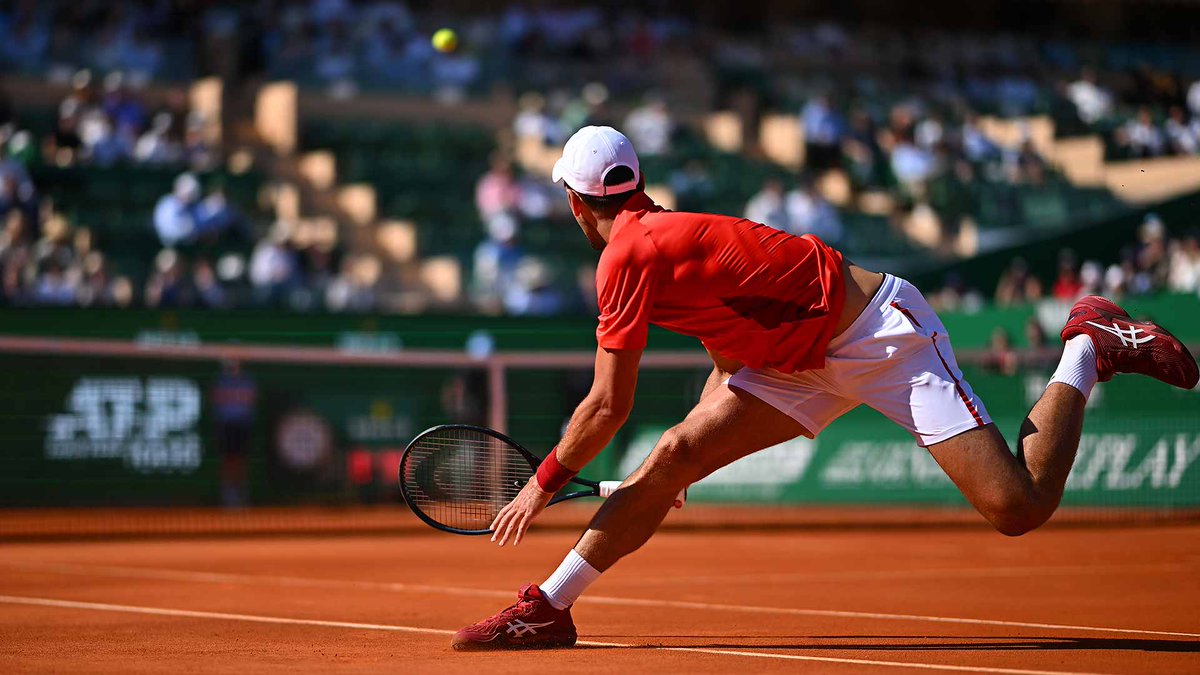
{"left": 471, "top": 593, "right": 538, "bottom": 631}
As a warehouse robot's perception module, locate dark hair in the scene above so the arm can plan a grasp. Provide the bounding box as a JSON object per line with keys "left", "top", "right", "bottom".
{"left": 568, "top": 165, "right": 641, "bottom": 219}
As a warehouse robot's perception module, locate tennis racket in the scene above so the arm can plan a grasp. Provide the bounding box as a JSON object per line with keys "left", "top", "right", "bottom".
{"left": 398, "top": 424, "right": 683, "bottom": 535}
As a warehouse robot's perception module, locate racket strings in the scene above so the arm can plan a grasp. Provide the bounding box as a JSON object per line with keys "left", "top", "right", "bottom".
{"left": 401, "top": 428, "right": 533, "bottom": 532}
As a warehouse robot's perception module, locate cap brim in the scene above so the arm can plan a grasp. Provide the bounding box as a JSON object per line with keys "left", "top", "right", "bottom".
{"left": 551, "top": 157, "right": 565, "bottom": 184}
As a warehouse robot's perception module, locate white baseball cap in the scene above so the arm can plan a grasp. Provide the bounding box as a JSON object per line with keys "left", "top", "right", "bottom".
{"left": 551, "top": 125, "right": 641, "bottom": 197}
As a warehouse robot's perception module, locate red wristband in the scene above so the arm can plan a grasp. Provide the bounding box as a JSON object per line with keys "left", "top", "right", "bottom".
{"left": 535, "top": 446, "right": 578, "bottom": 493}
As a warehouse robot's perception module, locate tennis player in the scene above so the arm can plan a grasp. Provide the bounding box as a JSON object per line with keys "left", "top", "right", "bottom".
{"left": 452, "top": 126, "right": 1199, "bottom": 650}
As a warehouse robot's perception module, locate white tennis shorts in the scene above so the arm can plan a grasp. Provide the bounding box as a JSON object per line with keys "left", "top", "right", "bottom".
{"left": 727, "top": 274, "right": 991, "bottom": 447}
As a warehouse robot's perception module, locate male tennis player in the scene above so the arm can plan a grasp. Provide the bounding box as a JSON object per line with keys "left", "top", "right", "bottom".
{"left": 452, "top": 126, "right": 1199, "bottom": 650}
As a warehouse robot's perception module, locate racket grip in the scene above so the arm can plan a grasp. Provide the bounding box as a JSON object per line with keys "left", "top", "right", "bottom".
{"left": 598, "top": 480, "right": 687, "bottom": 509}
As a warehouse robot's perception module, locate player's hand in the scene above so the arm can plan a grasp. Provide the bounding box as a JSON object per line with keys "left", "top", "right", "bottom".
{"left": 490, "top": 476, "right": 554, "bottom": 547}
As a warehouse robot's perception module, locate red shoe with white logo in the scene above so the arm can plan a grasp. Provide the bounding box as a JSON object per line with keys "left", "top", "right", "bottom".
{"left": 451, "top": 584, "right": 577, "bottom": 651}
{"left": 1061, "top": 296, "right": 1198, "bottom": 389}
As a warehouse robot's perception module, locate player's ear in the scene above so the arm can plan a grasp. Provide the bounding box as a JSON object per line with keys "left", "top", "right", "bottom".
{"left": 566, "top": 189, "right": 586, "bottom": 220}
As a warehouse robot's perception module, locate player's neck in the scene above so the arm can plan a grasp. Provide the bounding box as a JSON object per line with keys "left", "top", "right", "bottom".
{"left": 594, "top": 217, "right": 615, "bottom": 243}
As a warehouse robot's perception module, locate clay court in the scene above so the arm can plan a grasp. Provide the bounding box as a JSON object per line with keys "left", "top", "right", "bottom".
{"left": 2, "top": 509, "right": 1198, "bottom": 674}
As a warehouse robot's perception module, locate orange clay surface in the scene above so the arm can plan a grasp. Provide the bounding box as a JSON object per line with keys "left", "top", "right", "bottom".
{"left": 1, "top": 511, "right": 1198, "bottom": 674}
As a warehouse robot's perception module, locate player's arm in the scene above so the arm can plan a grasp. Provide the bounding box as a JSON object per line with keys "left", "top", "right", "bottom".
{"left": 699, "top": 346, "right": 742, "bottom": 402}
{"left": 490, "top": 345, "right": 641, "bottom": 547}
{"left": 555, "top": 345, "right": 642, "bottom": 471}
{"left": 491, "top": 233, "right": 658, "bottom": 547}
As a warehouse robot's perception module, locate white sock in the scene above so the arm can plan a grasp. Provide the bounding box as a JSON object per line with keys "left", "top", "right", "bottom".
{"left": 1048, "top": 335, "right": 1099, "bottom": 400}
{"left": 540, "top": 549, "right": 601, "bottom": 610}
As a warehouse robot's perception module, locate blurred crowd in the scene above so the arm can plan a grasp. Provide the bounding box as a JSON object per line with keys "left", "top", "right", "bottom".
{"left": 6, "top": 1, "right": 1200, "bottom": 318}
{"left": 0, "top": 68, "right": 217, "bottom": 174}
{"left": 929, "top": 213, "right": 1200, "bottom": 316}
{"left": 0, "top": 0, "right": 199, "bottom": 82}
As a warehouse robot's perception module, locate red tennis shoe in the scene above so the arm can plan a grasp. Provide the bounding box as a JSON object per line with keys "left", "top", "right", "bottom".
{"left": 451, "top": 584, "right": 577, "bottom": 651}
{"left": 1061, "top": 295, "right": 1198, "bottom": 389}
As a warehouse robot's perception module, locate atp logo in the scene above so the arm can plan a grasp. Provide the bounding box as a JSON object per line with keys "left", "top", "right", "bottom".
{"left": 506, "top": 620, "right": 554, "bottom": 638}
{"left": 1085, "top": 321, "right": 1156, "bottom": 348}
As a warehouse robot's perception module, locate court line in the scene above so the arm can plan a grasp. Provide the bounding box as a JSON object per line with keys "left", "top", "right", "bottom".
{"left": 5, "top": 560, "right": 1199, "bottom": 639}
{"left": 624, "top": 561, "right": 1197, "bottom": 585}
{"left": 0, "top": 594, "right": 1111, "bottom": 675}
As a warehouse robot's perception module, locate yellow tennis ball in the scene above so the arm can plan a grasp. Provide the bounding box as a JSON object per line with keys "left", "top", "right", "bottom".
{"left": 432, "top": 28, "right": 458, "bottom": 53}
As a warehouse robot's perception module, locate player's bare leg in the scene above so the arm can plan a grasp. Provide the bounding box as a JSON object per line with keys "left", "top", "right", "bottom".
{"left": 451, "top": 382, "right": 806, "bottom": 650}
{"left": 925, "top": 389, "right": 1084, "bottom": 536}
{"left": 927, "top": 296, "right": 1197, "bottom": 536}
{"left": 571, "top": 383, "right": 809, "bottom": 572}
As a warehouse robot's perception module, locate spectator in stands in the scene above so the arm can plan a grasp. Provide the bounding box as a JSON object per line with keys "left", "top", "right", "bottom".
{"left": 1167, "top": 230, "right": 1200, "bottom": 293}
{"left": 842, "top": 107, "right": 885, "bottom": 187}
{"left": 504, "top": 256, "right": 566, "bottom": 316}
{"left": 623, "top": 96, "right": 673, "bottom": 157}
{"left": 475, "top": 158, "right": 522, "bottom": 220}
{"left": 31, "top": 258, "right": 77, "bottom": 306}
{"left": 1137, "top": 214, "right": 1171, "bottom": 289}
{"left": 994, "top": 257, "right": 1043, "bottom": 306}
{"left": 559, "top": 83, "right": 610, "bottom": 135}
{"left": 513, "top": 93, "right": 563, "bottom": 145}
{"left": 1079, "top": 260, "right": 1104, "bottom": 297}
{"left": 153, "top": 173, "right": 242, "bottom": 247}
{"left": 1115, "top": 107, "right": 1166, "bottom": 158}
{"left": 1023, "top": 316, "right": 1057, "bottom": 369}
{"left": 801, "top": 94, "right": 843, "bottom": 170}
{"left": 183, "top": 117, "right": 219, "bottom": 171}
{"left": 1164, "top": 106, "right": 1199, "bottom": 156}
{"left": 77, "top": 252, "right": 123, "bottom": 308}
{"left": 1065, "top": 68, "right": 1114, "bottom": 126}
{"left": 154, "top": 173, "right": 203, "bottom": 247}
{"left": 0, "top": 154, "right": 37, "bottom": 225}
{"left": 983, "top": 327, "right": 1019, "bottom": 375}
{"left": 135, "top": 112, "right": 184, "bottom": 165}
{"left": 192, "top": 258, "right": 228, "bottom": 309}
{"left": 325, "top": 254, "right": 380, "bottom": 313}
{"left": 1052, "top": 250, "right": 1083, "bottom": 301}
{"left": 472, "top": 211, "right": 524, "bottom": 314}
{"left": 744, "top": 178, "right": 789, "bottom": 231}
{"left": 1025, "top": 317, "right": 1049, "bottom": 351}
{"left": 929, "top": 271, "right": 985, "bottom": 313}
{"left": 667, "top": 160, "right": 714, "bottom": 206}
{"left": 44, "top": 102, "right": 84, "bottom": 166}
{"left": 249, "top": 222, "right": 300, "bottom": 306}
{"left": 5, "top": 129, "right": 37, "bottom": 167}
{"left": 885, "top": 104, "right": 939, "bottom": 190}
{"left": 890, "top": 139, "right": 938, "bottom": 191}
{"left": 144, "top": 249, "right": 194, "bottom": 308}
{"left": 83, "top": 115, "right": 131, "bottom": 167}
{"left": 960, "top": 113, "right": 1001, "bottom": 163}
{"left": 101, "top": 73, "right": 147, "bottom": 143}
{"left": 1003, "top": 138, "right": 1047, "bottom": 185}
{"left": 784, "top": 178, "right": 843, "bottom": 244}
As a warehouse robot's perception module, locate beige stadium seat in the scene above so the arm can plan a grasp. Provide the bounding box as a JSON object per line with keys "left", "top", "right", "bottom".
{"left": 759, "top": 114, "right": 804, "bottom": 171}
{"left": 704, "top": 111, "right": 743, "bottom": 153}
{"left": 255, "top": 81, "right": 297, "bottom": 155}
{"left": 298, "top": 151, "right": 337, "bottom": 190}
{"left": 337, "top": 184, "right": 376, "bottom": 227}
{"left": 421, "top": 256, "right": 462, "bottom": 304}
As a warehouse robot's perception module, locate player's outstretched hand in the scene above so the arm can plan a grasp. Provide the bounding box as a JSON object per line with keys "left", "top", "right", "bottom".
{"left": 490, "top": 476, "right": 554, "bottom": 547}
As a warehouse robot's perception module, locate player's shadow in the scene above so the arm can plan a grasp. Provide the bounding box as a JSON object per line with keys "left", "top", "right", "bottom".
{"left": 577, "top": 636, "right": 1200, "bottom": 653}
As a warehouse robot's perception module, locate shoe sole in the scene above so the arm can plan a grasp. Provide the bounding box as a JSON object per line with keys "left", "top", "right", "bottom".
{"left": 451, "top": 637, "right": 578, "bottom": 652}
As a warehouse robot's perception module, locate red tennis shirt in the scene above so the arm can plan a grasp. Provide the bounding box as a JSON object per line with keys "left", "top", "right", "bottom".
{"left": 595, "top": 192, "right": 845, "bottom": 373}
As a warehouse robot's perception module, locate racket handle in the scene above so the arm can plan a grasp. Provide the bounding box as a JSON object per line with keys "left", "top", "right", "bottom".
{"left": 598, "top": 481, "right": 622, "bottom": 498}
{"left": 598, "top": 480, "right": 687, "bottom": 509}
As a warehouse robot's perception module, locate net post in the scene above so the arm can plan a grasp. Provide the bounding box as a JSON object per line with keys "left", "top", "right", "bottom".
{"left": 487, "top": 358, "right": 508, "bottom": 434}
